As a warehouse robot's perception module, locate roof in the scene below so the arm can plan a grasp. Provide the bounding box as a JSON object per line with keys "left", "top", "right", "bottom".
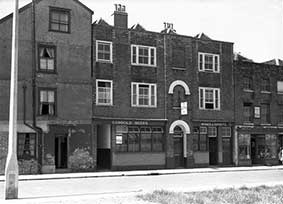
{"left": 131, "top": 23, "right": 146, "bottom": 31}
{"left": 0, "top": 0, "right": 93, "bottom": 24}
{"left": 95, "top": 18, "right": 111, "bottom": 27}
{"left": 263, "top": 59, "right": 283, "bottom": 66}
{"left": 195, "top": 33, "right": 212, "bottom": 40}
{"left": 234, "top": 52, "right": 253, "bottom": 62}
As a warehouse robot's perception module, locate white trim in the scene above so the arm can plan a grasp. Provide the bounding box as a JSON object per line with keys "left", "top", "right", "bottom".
{"left": 168, "top": 80, "right": 191, "bottom": 95}
{"left": 96, "top": 79, "right": 113, "bottom": 106}
{"left": 131, "top": 44, "right": 157, "bottom": 67}
{"left": 131, "top": 82, "right": 157, "bottom": 108}
{"left": 199, "top": 87, "right": 221, "bottom": 110}
{"left": 198, "top": 52, "right": 220, "bottom": 73}
{"left": 169, "top": 120, "right": 191, "bottom": 134}
{"left": 96, "top": 40, "right": 113, "bottom": 63}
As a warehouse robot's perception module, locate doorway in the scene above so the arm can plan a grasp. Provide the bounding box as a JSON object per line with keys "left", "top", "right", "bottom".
{"left": 209, "top": 137, "right": 218, "bottom": 165}
{"left": 55, "top": 135, "right": 68, "bottom": 169}
{"left": 97, "top": 124, "right": 111, "bottom": 170}
{"left": 222, "top": 137, "right": 232, "bottom": 165}
{"left": 173, "top": 126, "right": 184, "bottom": 168}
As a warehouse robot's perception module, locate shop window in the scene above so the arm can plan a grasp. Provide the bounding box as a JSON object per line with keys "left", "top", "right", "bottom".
{"left": 128, "top": 126, "right": 140, "bottom": 152}
{"left": 49, "top": 7, "right": 70, "bottom": 33}
{"left": 278, "top": 108, "right": 283, "bottom": 124}
{"left": 221, "top": 127, "right": 231, "bottom": 137}
{"left": 116, "top": 126, "right": 164, "bottom": 152}
{"left": 96, "top": 40, "right": 112, "bottom": 62}
{"left": 261, "top": 104, "right": 270, "bottom": 124}
{"left": 17, "top": 133, "right": 36, "bottom": 159}
{"left": 208, "top": 127, "right": 217, "bottom": 137}
{"left": 265, "top": 134, "right": 277, "bottom": 159}
{"left": 39, "top": 89, "right": 56, "bottom": 116}
{"left": 243, "top": 103, "right": 253, "bottom": 123}
{"left": 140, "top": 127, "right": 151, "bottom": 152}
{"left": 193, "top": 126, "right": 208, "bottom": 151}
{"left": 238, "top": 134, "right": 250, "bottom": 160}
{"left": 38, "top": 45, "right": 56, "bottom": 72}
{"left": 277, "top": 81, "right": 283, "bottom": 94}
{"left": 115, "top": 125, "right": 128, "bottom": 152}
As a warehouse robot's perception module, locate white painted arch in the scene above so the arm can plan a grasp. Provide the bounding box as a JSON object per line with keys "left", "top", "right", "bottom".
{"left": 169, "top": 120, "right": 191, "bottom": 134}
{"left": 168, "top": 80, "right": 191, "bottom": 95}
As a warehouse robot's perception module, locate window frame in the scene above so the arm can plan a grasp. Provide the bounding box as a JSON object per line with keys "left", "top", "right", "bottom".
{"left": 38, "top": 44, "right": 56, "bottom": 73}
{"left": 243, "top": 76, "right": 253, "bottom": 91}
{"left": 243, "top": 102, "right": 253, "bottom": 123}
{"left": 199, "top": 87, "right": 220, "bottom": 110}
{"left": 17, "top": 133, "right": 37, "bottom": 160}
{"left": 96, "top": 40, "right": 113, "bottom": 63}
{"left": 38, "top": 88, "right": 57, "bottom": 116}
{"left": 198, "top": 52, "right": 220, "bottom": 73}
{"left": 96, "top": 79, "right": 113, "bottom": 106}
{"left": 261, "top": 103, "right": 271, "bottom": 124}
{"left": 49, "top": 7, "right": 71, "bottom": 33}
{"left": 131, "top": 82, "right": 157, "bottom": 108}
{"left": 131, "top": 44, "right": 157, "bottom": 67}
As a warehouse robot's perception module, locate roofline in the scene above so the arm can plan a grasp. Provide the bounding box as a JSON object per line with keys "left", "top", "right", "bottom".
{"left": 92, "top": 23, "right": 234, "bottom": 45}
{"left": 234, "top": 59, "right": 283, "bottom": 67}
{"left": 0, "top": 0, "right": 93, "bottom": 25}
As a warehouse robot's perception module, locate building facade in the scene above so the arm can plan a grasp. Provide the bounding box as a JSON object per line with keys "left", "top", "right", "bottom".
{"left": 0, "top": 0, "right": 281, "bottom": 174}
{"left": 234, "top": 59, "right": 283, "bottom": 166}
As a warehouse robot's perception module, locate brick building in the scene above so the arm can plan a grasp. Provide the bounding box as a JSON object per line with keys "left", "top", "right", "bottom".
{"left": 0, "top": 0, "right": 281, "bottom": 174}
{"left": 0, "top": 0, "right": 93, "bottom": 174}
{"left": 234, "top": 58, "right": 283, "bottom": 166}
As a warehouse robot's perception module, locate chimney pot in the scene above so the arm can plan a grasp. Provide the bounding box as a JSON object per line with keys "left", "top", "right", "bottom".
{"left": 114, "top": 4, "right": 128, "bottom": 29}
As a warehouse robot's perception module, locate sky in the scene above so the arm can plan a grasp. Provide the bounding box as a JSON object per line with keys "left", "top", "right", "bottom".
{"left": 0, "top": 0, "right": 282, "bottom": 62}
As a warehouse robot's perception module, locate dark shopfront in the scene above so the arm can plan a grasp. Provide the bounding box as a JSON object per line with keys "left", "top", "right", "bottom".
{"left": 93, "top": 118, "right": 167, "bottom": 170}
{"left": 237, "top": 126, "right": 283, "bottom": 166}
{"left": 192, "top": 122, "right": 234, "bottom": 167}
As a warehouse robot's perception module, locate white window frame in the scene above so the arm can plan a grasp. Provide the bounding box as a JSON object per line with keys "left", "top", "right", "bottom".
{"left": 96, "top": 40, "right": 113, "bottom": 63}
{"left": 221, "top": 127, "right": 231, "bottom": 137}
{"left": 199, "top": 87, "right": 220, "bottom": 110}
{"left": 131, "top": 82, "right": 157, "bottom": 107}
{"left": 198, "top": 52, "right": 220, "bottom": 73}
{"left": 96, "top": 79, "right": 113, "bottom": 106}
{"left": 277, "top": 81, "right": 283, "bottom": 94}
{"left": 208, "top": 127, "right": 217, "bottom": 137}
{"left": 131, "top": 44, "right": 157, "bottom": 67}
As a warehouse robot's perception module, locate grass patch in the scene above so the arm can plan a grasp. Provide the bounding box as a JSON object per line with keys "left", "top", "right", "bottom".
{"left": 138, "top": 185, "right": 283, "bottom": 204}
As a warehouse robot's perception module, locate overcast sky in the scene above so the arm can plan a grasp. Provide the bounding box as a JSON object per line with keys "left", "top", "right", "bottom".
{"left": 0, "top": 0, "right": 282, "bottom": 62}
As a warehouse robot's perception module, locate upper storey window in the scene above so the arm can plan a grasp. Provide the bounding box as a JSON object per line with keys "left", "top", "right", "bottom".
{"left": 131, "top": 45, "right": 156, "bottom": 67}
{"left": 96, "top": 41, "right": 112, "bottom": 63}
{"left": 49, "top": 7, "right": 71, "bottom": 33}
{"left": 198, "top": 52, "right": 220, "bottom": 73}
{"left": 38, "top": 45, "right": 56, "bottom": 72}
{"left": 243, "top": 76, "right": 253, "bottom": 91}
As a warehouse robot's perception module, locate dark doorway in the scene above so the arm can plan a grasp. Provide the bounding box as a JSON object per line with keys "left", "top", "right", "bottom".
{"left": 209, "top": 137, "right": 218, "bottom": 165}
{"left": 173, "top": 126, "right": 184, "bottom": 168}
{"left": 55, "top": 135, "right": 68, "bottom": 169}
{"left": 251, "top": 136, "right": 256, "bottom": 164}
{"left": 97, "top": 124, "right": 111, "bottom": 170}
{"left": 279, "top": 135, "right": 283, "bottom": 148}
{"left": 222, "top": 138, "right": 232, "bottom": 165}
{"left": 251, "top": 135, "right": 265, "bottom": 164}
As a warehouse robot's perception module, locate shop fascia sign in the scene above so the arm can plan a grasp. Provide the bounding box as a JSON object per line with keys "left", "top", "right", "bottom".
{"left": 200, "top": 122, "right": 229, "bottom": 127}
{"left": 112, "top": 120, "right": 149, "bottom": 126}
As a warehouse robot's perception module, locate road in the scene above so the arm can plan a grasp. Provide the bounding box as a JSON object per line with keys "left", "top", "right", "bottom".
{"left": 1, "top": 169, "right": 283, "bottom": 203}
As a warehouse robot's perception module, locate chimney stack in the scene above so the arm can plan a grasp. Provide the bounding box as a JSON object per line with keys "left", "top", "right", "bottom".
{"left": 114, "top": 4, "right": 128, "bottom": 29}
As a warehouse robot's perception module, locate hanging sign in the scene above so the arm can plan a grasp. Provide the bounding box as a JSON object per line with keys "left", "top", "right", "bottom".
{"left": 181, "top": 102, "right": 188, "bottom": 115}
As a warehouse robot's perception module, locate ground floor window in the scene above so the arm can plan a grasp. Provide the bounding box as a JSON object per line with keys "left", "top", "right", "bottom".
{"left": 115, "top": 125, "right": 164, "bottom": 152}
{"left": 193, "top": 126, "right": 208, "bottom": 151}
{"left": 17, "top": 133, "right": 36, "bottom": 159}
{"left": 239, "top": 134, "right": 250, "bottom": 160}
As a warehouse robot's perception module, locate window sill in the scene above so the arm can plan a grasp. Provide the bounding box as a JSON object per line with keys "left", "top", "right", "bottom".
{"left": 260, "top": 123, "right": 271, "bottom": 126}
{"left": 37, "top": 71, "right": 57, "bottom": 75}
{"left": 243, "top": 89, "right": 254, "bottom": 93}
{"left": 131, "top": 64, "right": 157, "bottom": 68}
{"left": 243, "top": 122, "right": 254, "bottom": 126}
{"left": 199, "top": 108, "right": 221, "bottom": 111}
{"left": 96, "top": 60, "right": 113, "bottom": 64}
{"left": 198, "top": 70, "right": 220, "bottom": 74}
{"left": 172, "top": 67, "right": 186, "bottom": 71}
{"left": 260, "top": 91, "right": 271, "bottom": 94}
{"left": 96, "top": 104, "right": 113, "bottom": 106}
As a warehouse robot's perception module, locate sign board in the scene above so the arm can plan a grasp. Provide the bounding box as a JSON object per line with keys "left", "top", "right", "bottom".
{"left": 116, "top": 135, "right": 123, "bottom": 144}
{"left": 181, "top": 102, "right": 187, "bottom": 115}
{"left": 112, "top": 121, "right": 149, "bottom": 126}
{"left": 254, "top": 107, "right": 260, "bottom": 118}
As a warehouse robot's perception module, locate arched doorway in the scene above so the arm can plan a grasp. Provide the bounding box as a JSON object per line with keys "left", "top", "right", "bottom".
{"left": 173, "top": 126, "right": 184, "bottom": 167}
{"left": 169, "top": 120, "right": 191, "bottom": 168}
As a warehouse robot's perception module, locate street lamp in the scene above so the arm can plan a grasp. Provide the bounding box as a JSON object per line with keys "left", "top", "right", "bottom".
{"left": 4, "top": 0, "right": 19, "bottom": 199}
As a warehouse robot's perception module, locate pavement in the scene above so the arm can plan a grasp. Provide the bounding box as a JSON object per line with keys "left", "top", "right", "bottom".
{"left": 1, "top": 165, "right": 283, "bottom": 181}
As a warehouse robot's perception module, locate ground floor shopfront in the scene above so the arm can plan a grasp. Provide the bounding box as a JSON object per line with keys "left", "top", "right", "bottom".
{"left": 191, "top": 121, "right": 234, "bottom": 167}
{"left": 236, "top": 125, "right": 283, "bottom": 166}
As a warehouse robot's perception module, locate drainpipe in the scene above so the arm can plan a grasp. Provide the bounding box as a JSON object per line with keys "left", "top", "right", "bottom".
{"left": 31, "top": 0, "right": 44, "bottom": 170}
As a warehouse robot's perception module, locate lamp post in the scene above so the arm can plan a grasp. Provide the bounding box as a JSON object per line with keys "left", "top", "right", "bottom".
{"left": 4, "top": 0, "right": 19, "bottom": 199}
